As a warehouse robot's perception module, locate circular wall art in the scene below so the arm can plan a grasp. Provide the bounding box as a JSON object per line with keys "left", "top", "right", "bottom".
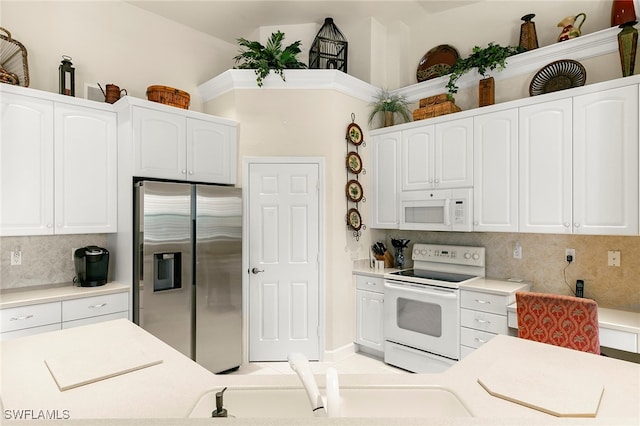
{"left": 346, "top": 179, "right": 363, "bottom": 202}
{"left": 346, "top": 151, "right": 363, "bottom": 174}
{"left": 346, "top": 122, "right": 363, "bottom": 145}
{"left": 529, "top": 59, "right": 586, "bottom": 96}
{"left": 416, "top": 44, "right": 460, "bottom": 82}
{"left": 347, "top": 208, "right": 362, "bottom": 231}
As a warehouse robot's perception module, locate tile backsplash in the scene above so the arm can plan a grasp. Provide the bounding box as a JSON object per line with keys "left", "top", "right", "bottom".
{"left": 376, "top": 231, "right": 640, "bottom": 313}
{"left": 0, "top": 234, "right": 108, "bottom": 290}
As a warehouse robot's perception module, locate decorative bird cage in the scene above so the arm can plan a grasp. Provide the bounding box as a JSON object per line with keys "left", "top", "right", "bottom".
{"left": 309, "top": 17, "right": 348, "bottom": 72}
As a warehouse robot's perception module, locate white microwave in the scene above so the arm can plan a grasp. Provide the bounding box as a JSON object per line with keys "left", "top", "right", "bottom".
{"left": 399, "top": 188, "right": 473, "bottom": 231}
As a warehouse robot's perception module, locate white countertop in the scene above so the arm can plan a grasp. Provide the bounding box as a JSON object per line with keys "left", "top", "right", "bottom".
{"left": 1, "top": 319, "right": 638, "bottom": 424}
{"left": 0, "top": 282, "right": 129, "bottom": 309}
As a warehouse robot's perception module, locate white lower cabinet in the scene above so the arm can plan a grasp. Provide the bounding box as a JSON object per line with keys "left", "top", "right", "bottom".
{"left": 354, "top": 274, "right": 384, "bottom": 355}
{"left": 0, "top": 291, "right": 128, "bottom": 340}
{"left": 460, "top": 286, "right": 522, "bottom": 358}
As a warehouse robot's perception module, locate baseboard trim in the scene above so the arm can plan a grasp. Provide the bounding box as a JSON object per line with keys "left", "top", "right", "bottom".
{"left": 323, "top": 342, "right": 356, "bottom": 362}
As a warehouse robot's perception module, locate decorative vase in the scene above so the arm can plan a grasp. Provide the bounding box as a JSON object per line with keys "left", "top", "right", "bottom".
{"left": 394, "top": 247, "right": 406, "bottom": 268}
{"left": 519, "top": 13, "right": 539, "bottom": 51}
{"left": 611, "top": 0, "right": 637, "bottom": 26}
{"left": 478, "top": 77, "right": 495, "bottom": 107}
{"left": 618, "top": 21, "right": 638, "bottom": 77}
{"left": 383, "top": 111, "right": 394, "bottom": 127}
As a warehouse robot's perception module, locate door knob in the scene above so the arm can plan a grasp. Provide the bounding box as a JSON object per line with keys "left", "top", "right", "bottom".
{"left": 251, "top": 267, "right": 264, "bottom": 274}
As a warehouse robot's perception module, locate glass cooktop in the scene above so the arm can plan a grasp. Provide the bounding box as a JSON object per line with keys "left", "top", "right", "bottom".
{"left": 389, "top": 269, "right": 477, "bottom": 283}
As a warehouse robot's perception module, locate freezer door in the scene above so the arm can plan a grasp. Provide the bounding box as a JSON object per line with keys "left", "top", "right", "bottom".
{"left": 136, "top": 181, "right": 193, "bottom": 358}
{"left": 195, "top": 185, "right": 242, "bottom": 373}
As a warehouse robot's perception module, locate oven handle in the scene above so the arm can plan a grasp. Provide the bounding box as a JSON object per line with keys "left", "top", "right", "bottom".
{"left": 384, "top": 281, "right": 458, "bottom": 299}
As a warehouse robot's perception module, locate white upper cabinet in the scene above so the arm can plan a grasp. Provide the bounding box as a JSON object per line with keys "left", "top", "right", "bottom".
{"left": 1, "top": 88, "right": 117, "bottom": 236}
{"left": 133, "top": 106, "right": 187, "bottom": 181}
{"left": 572, "top": 86, "right": 638, "bottom": 235}
{"left": 401, "top": 126, "right": 435, "bottom": 191}
{"left": 519, "top": 98, "right": 573, "bottom": 234}
{"left": 187, "top": 117, "right": 237, "bottom": 184}
{"left": 1, "top": 93, "right": 54, "bottom": 235}
{"left": 370, "top": 131, "right": 400, "bottom": 229}
{"left": 473, "top": 109, "right": 518, "bottom": 232}
{"left": 54, "top": 104, "right": 117, "bottom": 234}
{"left": 130, "top": 104, "right": 237, "bottom": 184}
{"left": 435, "top": 118, "right": 473, "bottom": 189}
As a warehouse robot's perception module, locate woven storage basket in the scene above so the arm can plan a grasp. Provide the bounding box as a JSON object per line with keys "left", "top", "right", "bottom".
{"left": 413, "top": 101, "right": 461, "bottom": 121}
{"left": 418, "top": 93, "right": 449, "bottom": 107}
{"left": 146, "top": 85, "right": 190, "bottom": 109}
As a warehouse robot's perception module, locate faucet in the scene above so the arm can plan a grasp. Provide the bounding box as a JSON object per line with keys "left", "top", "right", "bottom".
{"left": 287, "top": 353, "right": 341, "bottom": 417}
{"left": 211, "top": 387, "right": 228, "bottom": 418}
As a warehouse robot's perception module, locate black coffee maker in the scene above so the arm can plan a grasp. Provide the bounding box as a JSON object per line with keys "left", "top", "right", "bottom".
{"left": 74, "top": 246, "right": 109, "bottom": 287}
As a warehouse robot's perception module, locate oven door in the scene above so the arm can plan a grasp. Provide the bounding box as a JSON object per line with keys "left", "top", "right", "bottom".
{"left": 383, "top": 280, "right": 460, "bottom": 360}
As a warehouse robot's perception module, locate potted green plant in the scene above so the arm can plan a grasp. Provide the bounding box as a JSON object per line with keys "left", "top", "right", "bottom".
{"left": 368, "top": 88, "right": 412, "bottom": 127}
{"left": 445, "top": 43, "right": 523, "bottom": 103}
{"left": 233, "top": 31, "right": 307, "bottom": 87}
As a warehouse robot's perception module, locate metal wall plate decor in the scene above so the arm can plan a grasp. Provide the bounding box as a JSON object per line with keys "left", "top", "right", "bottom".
{"left": 345, "top": 113, "right": 365, "bottom": 240}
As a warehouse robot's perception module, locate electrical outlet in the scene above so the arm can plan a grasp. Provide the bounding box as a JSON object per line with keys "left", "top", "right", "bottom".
{"left": 10, "top": 249, "right": 22, "bottom": 266}
{"left": 513, "top": 242, "right": 522, "bottom": 259}
{"left": 608, "top": 250, "right": 621, "bottom": 267}
{"left": 565, "top": 248, "right": 575, "bottom": 262}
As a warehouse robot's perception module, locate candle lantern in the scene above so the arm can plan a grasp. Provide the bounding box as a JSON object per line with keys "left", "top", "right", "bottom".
{"left": 309, "top": 17, "right": 348, "bottom": 72}
{"left": 59, "top": 55, "right": 75, "bottom": 96}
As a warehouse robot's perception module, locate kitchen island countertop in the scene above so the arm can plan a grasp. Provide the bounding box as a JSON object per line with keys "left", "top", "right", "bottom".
{"left": 1, "top": 319, "right": 638, "bottom": 424}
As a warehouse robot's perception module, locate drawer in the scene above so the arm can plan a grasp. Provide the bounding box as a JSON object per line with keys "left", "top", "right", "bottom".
{"left": 62, "top": 311, "right": 129, "bottom": 330}
{"left": 507, "top": 310, "right": 518, "bottom": 329}
{"left": 0, "top": 302, "right": 61, "bottom": 333}
{"left": 62, "top": 292, "right": 128, "bottom": 322}
{"left": 461, "top": 326, "right": 497, "bottom": 349}
{"left": 461, "top": 290, "right": 508, "bottom": 315}
{"left": 355, "top": 274, "right": 384, "bottom": 294}
{"left": 461, "top": 308, "right": 508, "bottom": 334}
{"left": 600, "top": 327, "right": 638, "bottom": 353}
{"left": 1, "top": 323, "right": 61, "bottom": 341}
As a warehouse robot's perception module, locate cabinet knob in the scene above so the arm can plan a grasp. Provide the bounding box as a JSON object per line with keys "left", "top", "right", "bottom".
{"left": 564, "top": 222, "right": 570, "bottom": 228}
{"left": 188, "top": 170, "right": 193, "bottom": 175}
{"left": 47, "top": 223, "right": 53, "bottom": 228}
{"left": 181, "top": 169, "right": 187, "bottom": 174}
{"left": 574, "top": 223, "right": 581, "bottom": 228}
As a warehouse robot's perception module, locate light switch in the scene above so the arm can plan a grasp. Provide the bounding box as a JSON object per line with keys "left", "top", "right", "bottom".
{"left": 607, "top": 250, "right": 621, "bottom": 267}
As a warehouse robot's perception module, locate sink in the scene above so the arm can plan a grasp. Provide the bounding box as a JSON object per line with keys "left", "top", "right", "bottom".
{"left": 189, "top": 385, "right": 473, "bottom": 418}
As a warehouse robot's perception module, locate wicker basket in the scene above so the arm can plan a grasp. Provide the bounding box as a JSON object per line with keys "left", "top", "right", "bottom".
{"left": 418, "top": 93, "right": 449, "bottom": 107}
{"left": 413, "top": 101, "right": 461, "bottom": 121}
{"left": 146, "top": 85, "right": 190, "bottom": 109}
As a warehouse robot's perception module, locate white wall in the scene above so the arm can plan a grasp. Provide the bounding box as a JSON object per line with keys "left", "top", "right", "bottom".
{"left": 0, "top": 1, "right": 236, "bottom": 111}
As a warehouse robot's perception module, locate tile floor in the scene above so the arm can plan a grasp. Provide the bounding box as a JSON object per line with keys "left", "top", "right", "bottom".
{"left": 229, "top": 352, "right": 409, "bottom": 375}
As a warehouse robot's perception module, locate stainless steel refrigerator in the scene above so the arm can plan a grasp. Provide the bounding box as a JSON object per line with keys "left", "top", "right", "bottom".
{"left": 133, "top": 180, "right": 242, "bottom": 373}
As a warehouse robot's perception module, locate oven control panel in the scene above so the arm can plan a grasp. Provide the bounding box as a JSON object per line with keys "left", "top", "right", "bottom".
{"left": 412, "top": 244, "right": 485, "bottom": 267}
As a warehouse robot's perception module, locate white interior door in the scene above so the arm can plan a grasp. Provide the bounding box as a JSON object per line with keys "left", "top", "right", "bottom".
{"left": 248, "top": 162, "right": 320, "bottom": 361}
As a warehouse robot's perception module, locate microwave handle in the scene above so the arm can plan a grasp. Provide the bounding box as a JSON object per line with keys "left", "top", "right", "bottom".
{"left": 444, "top": 199, "right": 451, "bottom": 226}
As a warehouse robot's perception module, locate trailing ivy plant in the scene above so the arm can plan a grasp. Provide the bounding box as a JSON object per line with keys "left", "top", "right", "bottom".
{"left": 445, "top": 43, "right": 523, "bottom": 97}
{"left": 233, "top": 31, "right": 307, "bottom": 87}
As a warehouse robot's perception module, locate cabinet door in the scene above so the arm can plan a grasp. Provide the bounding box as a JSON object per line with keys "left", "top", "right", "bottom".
{"left": 573, "top": 86, "right": 639, "bottom": 235}
{"left": 187, "top": 118, "right": 237, "bottom": 184}
{"left": 55, "top": 104, "right": 117, "bottom": 233}
{"left": 133, "top": 107, "right": 186, "bottom": 180}
{"left": 401, "top": 125, "right": 435, "bottom": 191}
{"left": 473, "top": 109, "right": 518, "bottom": 232}
{"left": 0, "top": 93, "right": 54, "bottom": 236}
{"left": 519, "top": 99, "right": 573, "bottom": 234}
{"left": 435, "top": 117, "right": 473, "bottom": 188}
{"left": 370, "top": 132, "right": 400, "bottom": 228}
{"left": 356, "top": 289, "right": 384, "bottom": 351}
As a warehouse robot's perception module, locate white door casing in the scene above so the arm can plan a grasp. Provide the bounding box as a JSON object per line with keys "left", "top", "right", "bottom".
{"left": 246, "top": 159, "right": 322, "bottom": 361}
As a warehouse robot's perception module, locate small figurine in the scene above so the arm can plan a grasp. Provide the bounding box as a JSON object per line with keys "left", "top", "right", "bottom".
{"left": 557, "top": 13, "right": 586, "bottom": 42}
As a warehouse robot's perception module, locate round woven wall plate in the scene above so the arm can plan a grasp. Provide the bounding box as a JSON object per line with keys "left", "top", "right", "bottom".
{"left": 529, "top": 59, "right": 586, "bottom": 96}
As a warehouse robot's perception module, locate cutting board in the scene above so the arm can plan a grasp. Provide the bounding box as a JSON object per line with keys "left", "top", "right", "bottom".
{"left": 477, "top": 363, "right": 604, "bottom": 417}
{"left": 44, "top": 335, "right": 162, "bottom": 391}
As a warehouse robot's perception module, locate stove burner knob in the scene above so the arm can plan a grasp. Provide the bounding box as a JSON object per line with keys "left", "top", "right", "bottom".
{"left": 464, "top": 252, "right": 471, "bottom": 259}
{"left": 472, "top": 252, "right": 480, "bottom": 260}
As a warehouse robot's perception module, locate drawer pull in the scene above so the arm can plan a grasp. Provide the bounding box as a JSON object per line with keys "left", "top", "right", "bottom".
{"left": 474, "top": 337, "right": 487, "bottom": 344}
{"left": 475, "top": 318, "right": 491, "bottom": 324}
{"left": 10, "top": 314, "right": 34, "bottom": 321}
{"left": 89, "top": 303, "right": 108, "bottom": 309}
{"left": 474, "top": 299, "right": 491, "bottom": 304}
